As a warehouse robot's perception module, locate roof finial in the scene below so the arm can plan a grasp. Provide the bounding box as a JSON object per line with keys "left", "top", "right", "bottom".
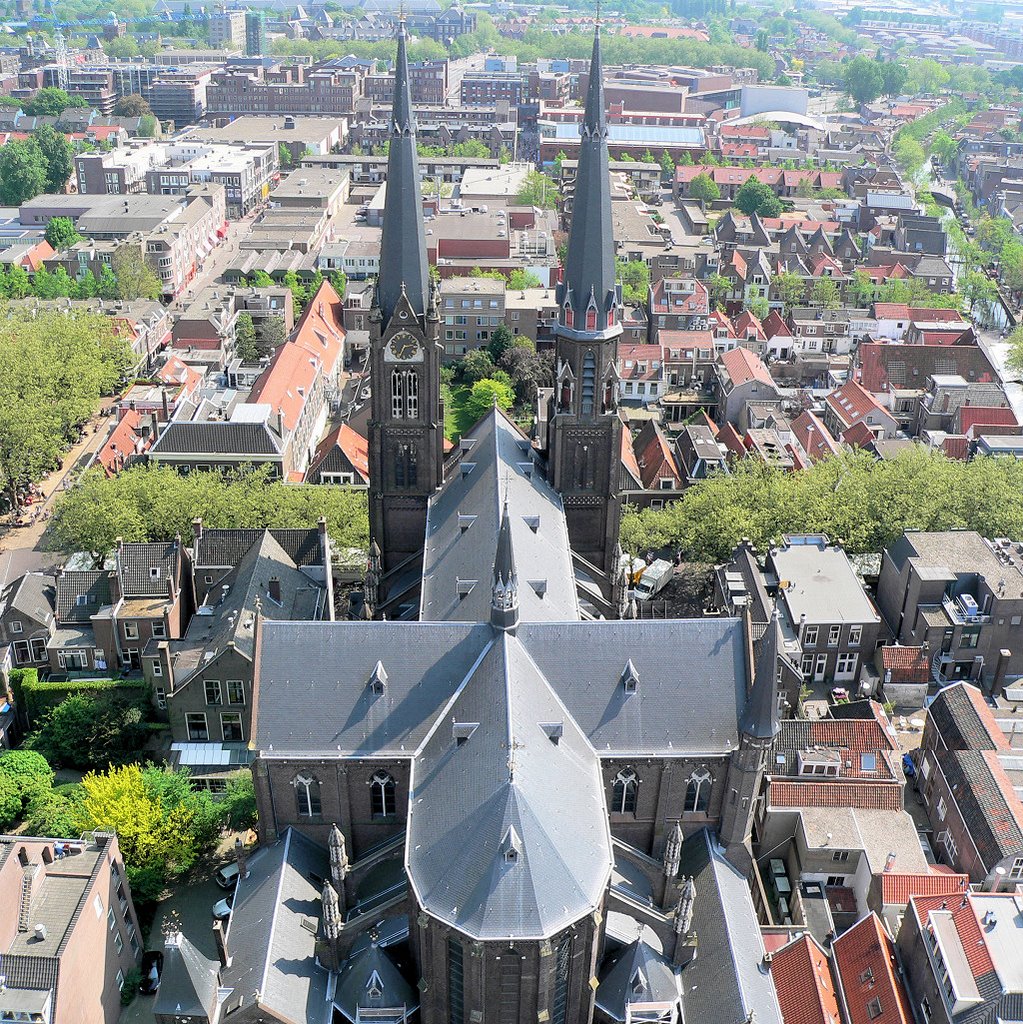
{"left": 398, "top": 0, "right": 406, "bottom": 24}
{"left": 595, "top": 0, "right": 602, "bottom": 28}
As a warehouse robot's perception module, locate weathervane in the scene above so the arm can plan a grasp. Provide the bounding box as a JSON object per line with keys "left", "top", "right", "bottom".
{"left": 595, "top": 0, "right": 602, "bottom": 27}
{"left": 398, "top": 0, "right": 406, "bottom": 24}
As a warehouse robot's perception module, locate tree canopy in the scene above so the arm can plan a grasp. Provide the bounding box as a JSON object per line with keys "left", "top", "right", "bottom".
{"left": 22, "top": 88, "right": 89, "bottom": 117}
{"left": 734, "top": 178, "right": 782, "bottom": 218}
{"left": 688, "top": 172, "right": 720, "bottom": 206}
{"left": 517, "top": 169, "right": 560, "bottom": 209}
{"left": 0, "top": 308, "right": 134, "bottom": 506}
{"left": 49, "top": 464, "right": 369, "bottom": 562}
{"left": 44, "top": 216, "right": 81, "bottom": 251}
{"left": 620, "top": 449, "right": 1023, "bottom": 561}
{"left": 465, "top": 377, "right": 515, "bottom": 422}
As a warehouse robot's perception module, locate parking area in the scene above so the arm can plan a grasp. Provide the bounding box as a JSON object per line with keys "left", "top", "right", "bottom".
{"left": 119, "top": 875, "right": 223, "bottom": 1024}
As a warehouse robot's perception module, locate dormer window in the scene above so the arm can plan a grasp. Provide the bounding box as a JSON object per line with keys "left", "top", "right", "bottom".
{"left": 621, "top": 659, "right": 639, "bottom": 693}
{"left": 149, "top": 567, "right": 161, "bottom": 580}
{"left": 564, "top": 302, "right": 574, "bottom": 329}
{"left": 369, "top": 661, "right": 387, "bottom": 695}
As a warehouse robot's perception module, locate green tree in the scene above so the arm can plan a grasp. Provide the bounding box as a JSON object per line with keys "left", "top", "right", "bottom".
{"left": 734, "top": 177, "right": 782, "bottom": 217}
{"left": 705, "top": 272, "right": 731, "bottom": 309}
{"left": 0, "top": 776, "right": 21, "bottom": 830}
{"left": 688, "top": 172, "right": 720, "bottom": 207}
{"left": 32, "top": 692, "right": 150, "bottom": 772}
{"left": 221, "top": 771, "right": 257, "bottom": 831}
{"left": 96, "top": 264, "right": 119, "bottom": 299}
{"left": 23, "top": 88, "right": 87, "bottom": 116}
{"left": 659, "top": 150, "right": 675, "bottom": 183}
{"left": 843, "top": 55, "right": 884, "bottom": 105}
{"left": 44, "top": 215, "right": 81, "bottom": 250}
{"left": 34, "top": 126, "right": 75, "bottom": 192}
{"left": 113, "top": 93, "right": 152, "bottom": 117}
{"left": 461, "top": 348, "right": 497, "bottom": 385}
{"left": 507, "top": 269, "right": 542, "bottom": 290}
{"left": 1006, "top": 323, "right": 1023, "bottom": 378}
{"left": 260, "top": 314, "right": 288, "bottom": 354}
{"left": 486, "top": 324, "right": 515, "bottom": 364}
{"left": 105, "top": 36, "right": 140, "bottom": 59}
{"left": 811, "top": 275, "right": 841, "bottom": 309}
{"left": 617, "top": 258, "right": 650, "bottom": 305}
{"left": 465, "top": 377, "right": 515, "bottom": 422}
{"left": 850, "top": 268, "right": 876, "bottom": 307}
{"left": 137, "top": 114, "right": 158, "bottom": 139}
{"left": 517, "top": 169, "right": 560, "bottom": 209}
{"left": 746, "top": 296, "right": 770, "bottom": 320}
{"left": 0, "top": 138, "right": 47, "bottom": 205}
{"left": 234, "top": 312, "right": 258, "bottom": 362}
{"left": 0, "top": 750, "right": 54, "bottom": 826}
{"left": 930, "top": 130, "right": 958, "bottom": 167}
{"left": 959, "top": 270, "right": 996, "bottom": 320}
{"left": 881, "top": 61, "right": 908, "bottom": 97}
{"left": 112, "top": 244, "right": 162, "bottom": 300}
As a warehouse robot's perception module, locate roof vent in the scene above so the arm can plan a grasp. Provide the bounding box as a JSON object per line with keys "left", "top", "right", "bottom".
{"left": 527, "top": 579, "right": 547, "bottom": 598}
{"left": 33, "top": 924, "right": 47, "bottom": 942}
{"left": 540, "top": 722, "right": 563, "bottom": 744}
{"left": 369, "top": 661, "right": 387, "bottom": 695}
{"left": 622, "top": 660, "right": 639, "bottom": 694}
{"left": 523, "top": 515, "right": 540, "bottom": 533}
{"left": 452, "top": 722, "right": 479, "bottom": 746}
{"left": 461, "top": 461, "right": 476, "bottom": 478}
{"left": 458, "top": 514, "right": 477, "bottom": 533}
{"left": 456, "top": 578, "right": 477, "bottom": 599}
{"left": 517, "top": 462, "right": 533, "bottom": 478}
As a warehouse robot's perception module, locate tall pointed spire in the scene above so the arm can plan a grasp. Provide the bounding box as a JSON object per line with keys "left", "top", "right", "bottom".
{"left": 491, "top": 501, "right": 519, "bottom": 633}
{"left": 376, "top": 17, "right": 429, "bottom": 325}
{"left": 556, "top": 24, "right": 619, "bottom": 340}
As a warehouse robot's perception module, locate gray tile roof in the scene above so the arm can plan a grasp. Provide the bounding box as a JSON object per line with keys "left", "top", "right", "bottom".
{"left": 420, "top": 409, "right": 579, "bottom": 623}
{"left": 153, "top": 933, "right": 221, "bottom": 1020}
{"left": 0, "top": 572, "right": 55, "bottom": 628}
{"left": 221, "top": 828, "right": 330, "bottom": 1019}
{"left": 927, "top": 683, "right": 1000, "bottom": 752}
{"left": 195, "top": 527, "right": 324, "bottom": 570}
{"left": 117, "top": 540, "right": 179, "bottom": 598}
{"left": 150, "top": 421, "right": 283, "bottom": 457}
{"left": 677, "top": 829, "right": 783, "bottom": 1024}
{"left": 334, "top": 928, "right": 418, "bottom": 1022}
{"left": 256, "top": 617, "right": 749, "bottom": 759}
{"left": 943, "top": 750, "right": 1023, "bottom": 869}
{"left": 55, "top": 570, "right": 112, "bottom": 624}
{"left": 596, "top": 939, "right": 682, "bottom": 1021}
{"left": 407, "top": 632, "right": 613, "bottom": 940}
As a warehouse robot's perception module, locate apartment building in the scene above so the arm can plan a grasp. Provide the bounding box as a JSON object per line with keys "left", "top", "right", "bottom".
{"left": 439, "top": 276, "right": 506, "bottom": 356}
{"left": 209, "top": 8, "right": 245, "bottom": 49}
{"left": 364, "top": 58, "right": 449, "bottom": 105}
{"left": 0, "top": 833, "right": 142, "bottom": 1024}
{"left": 460, "top": 71, "right": 523, "bottom": 107}
{"left": 877, "top": 530, "right": 1023, "bottom": 687}
{"left": 150, "top": 66, "right": 214, "bottom": 125}
{"left": 205, "top": 63, "right": 364, "bottom": 118}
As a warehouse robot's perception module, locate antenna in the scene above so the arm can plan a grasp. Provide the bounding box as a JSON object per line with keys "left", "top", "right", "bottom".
{"left": 54, "top": 28, "right": 70, "bottom": 93}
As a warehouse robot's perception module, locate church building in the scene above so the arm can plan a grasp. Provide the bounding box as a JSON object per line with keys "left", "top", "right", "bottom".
{"left": 157, "top": 20, "right": 785, "bottom": 1024}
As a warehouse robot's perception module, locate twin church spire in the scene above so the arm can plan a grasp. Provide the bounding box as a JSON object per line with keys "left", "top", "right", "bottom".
{"left": 376, "top": 15, "right": 430, "bottom": 326}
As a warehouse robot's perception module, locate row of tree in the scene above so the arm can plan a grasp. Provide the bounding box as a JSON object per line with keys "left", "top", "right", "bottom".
{"left": 0, "top": 308, "right": 135, "bottom": 507}
{"left": 48, "top": 463, "right": 370, "bottom": 564}
{"left": 621, "top": 448, "right": 1023, "bottom": 562}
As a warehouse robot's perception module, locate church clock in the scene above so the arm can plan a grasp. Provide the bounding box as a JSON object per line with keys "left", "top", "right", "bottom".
{"left": 386, "top": 332, "right": 422, "bottom": 361}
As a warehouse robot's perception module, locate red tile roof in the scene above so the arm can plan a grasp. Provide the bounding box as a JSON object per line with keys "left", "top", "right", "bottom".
{"left": 958, "top": 405, "right": 1017, "bottom": 434}
{"left": 620, "top": 427, "right": 643, "bottom": 487}
{"left": 309, "top": 422, "right": 369, "bottom": 484}
{"left": 873, "top": 302, "right": 911, "bottom": 320}
{"left": 249, "top": 340, "right": 320, "bottom": 433}
{"left": 832, "top": 914, "right": 915, "bottom": 1024}
{"left": 876, "top": 871, "right": 969, "bottom": 907}
{"left": 635, "top": 422, "right": 681, "bottom": 490}
{"left": 649, "top": 278, "right": 709, "bottom": 316}
{"left": 792, "top": 410, "right": 840, "bottom": 463}
{"left": 940, "top": 434, "right": 970, "bottom": 460}
{"left": 771, "top": 935, "right": 841, "bottom": 1024}
{"left": 880, "top": 645, "right": 930, "bottom": 683}
{"left": 769, "top": 781, "right": 903, "bottom": 810}
{"left": 97, "top": 410, "right": 150, "bottom": 477}
{"left": 857, "top": 342, "right": 996, "bottom": 395}
{"left": 619, "top": 343, "right": 664, "bottom": 381}
{"left": 720, "top": 346, "right": 774, "bottom": 389}
{"left": 716, "top": 422, "right": 746, "bottom": 459}
{"left": 910, "top": 895, "right": 996, "bottom": 980}
{"left": 762, "top": 309, "right": 792, "bottom": 339}
{"left": 842, "top": 420, "right": 879, "bottom": 449}
{"left": 825, "top": 379, "right": 889, "bottom": 430}
{"left": 290, "top": 279, "right": 346, "bottom": 377}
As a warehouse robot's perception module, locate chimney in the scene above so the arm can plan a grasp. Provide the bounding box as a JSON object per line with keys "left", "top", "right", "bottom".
{"left": 234, "top": 837, "right": 248, "bottom": 880}
{"left": 192, "top": 517, "right": 203, "bottom": 545}
{"left": 993, "top": 649, "right": 1011, "bottom": 697}
{"left": 268, "top": 577, "right": 281, "bottom": 604}
{"left": 318, "top": 517, "right": 335, "bottom": 621}
{"left": 161, "top": 387, "right": 169, "bottom": 422}
{"left": 212, "top": 918, "right": 231, "bottom": 969}
{"left": 884, "top": 852, "right": 896, "bottom": 872}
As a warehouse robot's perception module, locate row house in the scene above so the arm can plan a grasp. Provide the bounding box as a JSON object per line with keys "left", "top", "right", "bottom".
{"left": 716, "top": 346, "right": 781, "bottom": 429}
{"left": 876, "top": 530, "right": 1023, "bottom": 687}
{"left": 618, "top": 342, "right": 666, "bottom": 405}
{"left": 620, "top": 420, "right": 683, "bottom": 510}
{"left": 647, "top": 277, "right": 709, "bottom": 339}
{"left": 786, "top": 307, "right": 873, "bottom": 357}
{"left": 658, "top": 332, "right": 717, "bottom": 425}
{"left": 675, "top": 422, "right": 729, "bottom": 483}
{"left": 823, "top": 379, "right": 899, "bottom": 441}
{"left": 916, "top": 683, "right": 1023, "bottom": 886}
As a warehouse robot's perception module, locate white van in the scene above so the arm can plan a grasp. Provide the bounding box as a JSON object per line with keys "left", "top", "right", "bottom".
{"left": 215, "top": 862, "right": 240, "bottom": 889}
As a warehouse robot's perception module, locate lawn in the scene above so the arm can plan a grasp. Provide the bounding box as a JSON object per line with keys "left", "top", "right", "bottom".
{"left": 442, "top": 383, "right": 476, "bottom": 441}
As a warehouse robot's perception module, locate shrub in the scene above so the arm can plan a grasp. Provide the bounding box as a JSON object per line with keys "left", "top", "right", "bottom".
{"left": 0, "top": 775, "right": 22, "bottom": 829}
{"left": 221, "top": 771, "right": 257, "bottom": 832}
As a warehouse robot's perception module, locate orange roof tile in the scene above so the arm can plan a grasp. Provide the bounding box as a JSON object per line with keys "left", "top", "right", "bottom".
{"left": 832, "top": 914, "right": 915, "bottom": 1024}
{"left": 876, "top": 871, "right": 969, "bottom": 907}
{"left": 769, "top": 781, "right": 903, "bottom": 810}
{"left": 290, "top": 279, "right": 345, "bottom": 376}
{"left": 880, "top": 645, "right": 930, "bottom": 683}
{"left": 771, "top": 935, "right": 841, "bottom": 1024}
{"left": 720, "top": 346, "right": 775, "bottom": 389}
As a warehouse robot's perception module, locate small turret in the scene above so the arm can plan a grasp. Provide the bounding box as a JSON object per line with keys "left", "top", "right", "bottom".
{"left": 491, "top": 502, "right": 519, "bottom": 634}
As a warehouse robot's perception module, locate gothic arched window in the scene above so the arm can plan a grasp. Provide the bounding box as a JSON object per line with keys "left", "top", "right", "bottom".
{"left": 370, "top": 769, "right": 396, "bottom": 818}
{"left": 394, "top": 444, "right": 418, "bottom": 489}
{"left": 391, "top": 368, "right": 405, "bottom": 419}
{"left": 611, "top": 768, "right": 638, "bottom": 814}
{"left": 294, "top": 774, "right": 321, "bottom": 817}
{"left": 564, "top": 302, "right": 574, "bottom": 330}
{"left": 580, "top": 351, "right": 596, "bottom": 415}
{"left": 684, "top": 770, "right": 711, "bottom": 814}
{"left": 586, "top": 306, "right": 597, "bottom": 332}
{"left": 404, "top": 371, "right": 419, "bottom": 419}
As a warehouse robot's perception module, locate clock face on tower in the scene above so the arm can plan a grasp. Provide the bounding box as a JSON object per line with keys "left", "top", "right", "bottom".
{"left": 386, "top": 332, "right": 422, "bottom": 361}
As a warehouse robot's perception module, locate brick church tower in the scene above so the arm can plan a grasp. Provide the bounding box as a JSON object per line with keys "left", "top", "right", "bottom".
{"left": 546, "top": 25, "right": 623, "bottom": 576}
{"left": 367, "top": 15, "right": 445, "bottom": 571}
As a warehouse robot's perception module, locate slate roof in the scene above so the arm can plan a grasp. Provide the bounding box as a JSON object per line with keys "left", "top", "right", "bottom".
{"left": 256, "top": 615, "right": 749, "bottom": 760}
{"left": 927, "top": 682, "right": 1006, "bottom": 752}
{"left": 117, "top": 540, "right": 179, "bottom": 598}
{"left": 0, "top": 572, "right": 55, "bottom": 629}
{"left": 942, "top": 749, "right": 1023, "bottom": 868}
{"left": 406, "top": 631, "right": 613, "bottom": 940}
{"left": 55, "top": 570, "right": 112, "bottom": 623}
{"left": 195, "top": 526, "right": 324, "bottom": 570}
{"left": 376, "top": 21, "right": 429, "bottom": 324}
{"left": 420, "top": 408, "right": 579, "bottom": 623}
{"left": 596, "top": 939, "right": 682, "bottom": 1022}
{"left": 153, "top": 933, "right": 221, "bottom": 1020}
{"left": 220, "top": 828, "right": 330, "bottom": 1019}
{"left": 334, "top": 928, "right": 418, "bottom": 1023}
{"left": 676, "top": 829, "right": 783, "bottom": 1024}
{"left": 149, "top": 420, "right": 283, "bottom": 457}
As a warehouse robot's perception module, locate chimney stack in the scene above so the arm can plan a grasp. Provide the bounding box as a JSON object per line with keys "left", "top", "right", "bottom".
{"left": 212, "top": 918, "right": 231, "bottom": 969}
{"left": 234, "top": 837, "right": 248, "bottom": 880}
{"left": 992, "top": 649, "right": 1012, "bottom": 697}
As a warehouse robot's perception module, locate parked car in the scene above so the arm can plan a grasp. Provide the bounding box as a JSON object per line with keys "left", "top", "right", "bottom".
{"left": 213, "top": 891, "right": 234, "bottom": 920}
{"left": 139, "top": 950, "right": 164, "bottom": 995}
{"left": 902, "top": 753, "right": 916, "bottom": 779}
{"left": 215, "top": 861, "right": 240, "bottom": 889}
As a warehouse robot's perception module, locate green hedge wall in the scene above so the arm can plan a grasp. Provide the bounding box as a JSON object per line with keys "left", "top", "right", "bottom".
{"left": 10, "top": 669, "right": 149, "bottom": 723}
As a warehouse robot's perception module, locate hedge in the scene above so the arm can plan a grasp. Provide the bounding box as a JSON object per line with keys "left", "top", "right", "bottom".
{"left": 10, "top": 669, "right": 149, "bottom": 724}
